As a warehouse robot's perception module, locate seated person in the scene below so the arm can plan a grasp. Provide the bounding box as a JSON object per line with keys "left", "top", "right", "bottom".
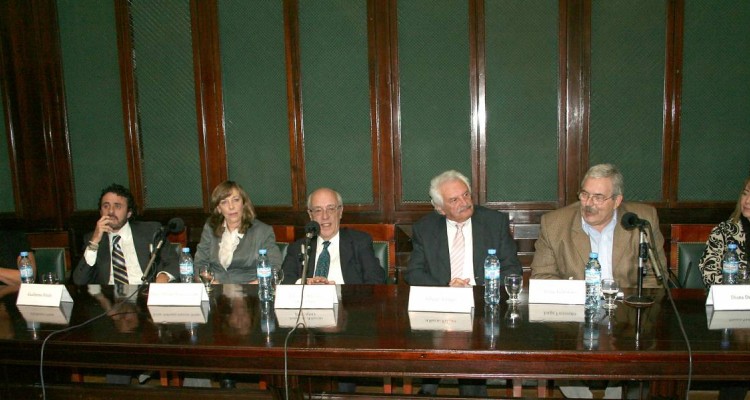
{"left": 0, "top": 230, "right": 37, "bottom": 286}
{"left": 698, "top": 176, "right": 749, "bottom": 286}
{"left": 530, "top": 163, "right": 667, "bottom": 399}
{"left": 281, "top": 187, "right": 384, "bottom": 285}
{"left": 698, "top": 176, "right": 749, "bottom": 400}
{"left": 194, "top": 180, "right": 282, "bottom": 284}
{"left": 405, "top": 170, "right": 521, "bottom": 397}
{"left": 73, "top": 183, "right": 177, "bottom": 285}
{"left": 531, "top": 163, "right": 666, "bottom": 288}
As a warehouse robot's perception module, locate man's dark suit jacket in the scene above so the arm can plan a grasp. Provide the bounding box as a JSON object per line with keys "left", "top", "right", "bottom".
{"left": 73, "top": 221, "right": 179, "bottom": 285}
{"left": 281, "top": 228, "right": 385, "bottom": 284}
{"left": 406, "top": 205, "right": 522, "bottom": 286}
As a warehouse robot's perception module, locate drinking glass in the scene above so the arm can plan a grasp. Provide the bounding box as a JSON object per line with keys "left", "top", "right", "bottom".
{"left": 504, "top": 274, "right": 522, "bottom": 304}
{"left": 198, "top": 266, "right": 215, "bottom": 292}
{"left": 505, "top": 303, "right": 522, "bottom": 328}
{"left": 41, "top": 272, "right": 59, "bottom": 284}
{"left": 273, "top": 269, "right": 284, "bottom": 286}
{"left": 601, "top": 279, "right": 619, "bottom": 310}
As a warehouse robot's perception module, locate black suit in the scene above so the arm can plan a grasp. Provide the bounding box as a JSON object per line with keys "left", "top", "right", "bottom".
{"left": 73, "top": 221, "right": 179, "bottom": 285}
{"left": 281, "top": 228, "right": 385, "bottom": 284}
{"left": 406, "top": 205, "right": 522, "bottom": 285}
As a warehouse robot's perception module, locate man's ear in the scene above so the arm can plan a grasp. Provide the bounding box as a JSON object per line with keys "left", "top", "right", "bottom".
{"left": 127, "top": 210, "right": 133, "bottom": 219}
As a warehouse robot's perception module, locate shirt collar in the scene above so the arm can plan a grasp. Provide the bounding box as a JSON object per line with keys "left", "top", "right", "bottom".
{"left": 317, "top": 231, "right": 340, "bottom": 246}
{"left": 581, "top": 209, "right": 618, "bottom": 237}
{"left": 112, "top": 221, "right": 133, "bottom": 242}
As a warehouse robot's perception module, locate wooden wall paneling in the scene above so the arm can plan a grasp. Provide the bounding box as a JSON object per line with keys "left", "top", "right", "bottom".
{"left": 283, "top": 0, "right": 306, "bottom": 213}
{"left": 191, "top": 0, "right": 226, "bottom": 208}
{"left": 114, "top": 0, "right": 145, "bottom": 213}
{"left": 563, "top": 0, "right": 590, "bottom": 206}
{"left": 0, "top": 0, "right": 23, "bottom": 221}
{"left": 663, "top": 0, "right": 684, "bottom": 205}
{"left": 469, "top": 0, "right": 485, "bottom": 205}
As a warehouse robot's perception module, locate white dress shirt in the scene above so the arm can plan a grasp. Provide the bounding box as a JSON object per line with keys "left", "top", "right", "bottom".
{"left": 84, "top": 222, "right": 143, "bottom": 284}
{"left": 313, "top": 233, "right": 343, "bottom": 283}
{"left": 582, "top": 210, "right": 618, "bottom": 280}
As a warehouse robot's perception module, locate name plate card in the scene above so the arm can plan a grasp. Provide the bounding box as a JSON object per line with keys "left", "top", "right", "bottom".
{"left": 147, "top": 283, "right": 208, "bottom": 306}
{"left": 275, "top": 306, "right": 339, "bottom": 328}
{"left": 528, "top": 303, "right": 585, "bottom": 323}
{"left": 16, "top": 284, "right": 74, "bottom": 307}
{"left": 528, "top": 279, "right": 585, "bottom": 305}
{"left": 274, "top": 284, "right": 340, "bottom": 309}
{"left": 408, "top": 311, "right": 474, "bottom": 332}
{"left": 149, "top": 302, "right": 210, "bottom": 324}
{"left": 407, "top": 286, "right": 474, "bottom": 313}
{"left": 18, "top": 302, "right": 74, "bottom": 325}
{"left": 707, "top": 285, "right": 750, "bottom": 310}
{"left": 706, "top": 307, "right": 750, "bottom": 330}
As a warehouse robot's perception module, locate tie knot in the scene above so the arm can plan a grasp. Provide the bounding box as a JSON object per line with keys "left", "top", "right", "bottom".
{"left": 112, "top": 235, "right": 121, "bottom": 245}
{"left": 322, "top": 240, "right": 331, "bottom": 249}
{"left": 455, "top": 222, "right": 464, "bottom": 230}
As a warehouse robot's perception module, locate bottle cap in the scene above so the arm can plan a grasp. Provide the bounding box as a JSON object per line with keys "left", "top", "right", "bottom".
{"left": 259, "top": 248, "right": 267, "bottom": 255}
{"left": 487, "top": 249, "right": 496, "bottom": 255}
{"left": 20, "top": 251, "right": 29, "bottom": 257}
{"left": 589, "top": 252, "right": 598, "bottom": 259}
{"left": 728, "top": 243, "right": 738, "bottom": 250}
{"left": 182, "top": 247, "right": 190, "bottom": 253}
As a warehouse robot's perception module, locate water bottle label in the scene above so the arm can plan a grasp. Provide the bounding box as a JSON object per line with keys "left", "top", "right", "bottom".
{"left": 20, "top": 267, "right": 33, "bottom": 278}
{"left": 484, "top": 267, "right": 500, "bottom": 280}
{"left": 257, "top": 265, "right": 272, "bottom": 278}
{"left": 723, "top": 261, "right": 739, "bottom": 273}
{"left": 179, "top": 262, "right": 193, "bottom": 275}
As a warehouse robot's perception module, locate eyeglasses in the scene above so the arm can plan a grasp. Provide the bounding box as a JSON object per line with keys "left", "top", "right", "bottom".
{"left": 578, "top": 191, "right": 615, "bottom": 205}
{"left": 308, "top": 205, "right": 342, "bottom": 216}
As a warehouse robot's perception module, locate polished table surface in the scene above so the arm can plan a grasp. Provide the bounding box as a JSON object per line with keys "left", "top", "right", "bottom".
{"left": 0, "top": 283, "right": 748, "bottom": 382}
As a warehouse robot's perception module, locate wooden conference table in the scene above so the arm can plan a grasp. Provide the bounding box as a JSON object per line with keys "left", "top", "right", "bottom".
{"left": 0, "top": 283, "right": 748, "bottom": 397}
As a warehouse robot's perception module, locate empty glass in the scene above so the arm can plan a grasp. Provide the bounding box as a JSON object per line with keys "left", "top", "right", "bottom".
{"left": 198, "top": 266, "right": 215, "bottom": 292}
{"left": 41, "top": 272, "right": 59, "bottom": 284}
{"left": 273, "top": 269, "right": 284, "bottom": 286}
{"left": 504, "top": 274, "right": 522, "bottom": 304}
{"left": 601, "top": 279, "right": 619, "bottom": 310}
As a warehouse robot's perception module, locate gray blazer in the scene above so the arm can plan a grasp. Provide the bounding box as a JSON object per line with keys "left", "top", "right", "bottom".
{"left": 194, "top": 219, "right": 282, "bottom": 284}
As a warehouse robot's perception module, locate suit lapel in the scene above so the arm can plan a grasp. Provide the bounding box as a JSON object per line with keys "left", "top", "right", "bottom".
{"left": 433, "top": 217, "right": 451, "bottom": 279}
{"left": 339, "top": 229, "right": 354, "bottom": 277}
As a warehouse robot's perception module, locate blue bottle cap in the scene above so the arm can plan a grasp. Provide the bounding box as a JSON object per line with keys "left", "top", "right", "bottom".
{"left": 589, "top": 252, "right": 598, "bottom": 259}
{"left": 259, "top": 248, "right": 267, "bottom": 255}
{"left": 20, "top": 251, "right": 29, "bottom": 257}
{"left": 488, "top": 249, "right": 497, "bottom": 255}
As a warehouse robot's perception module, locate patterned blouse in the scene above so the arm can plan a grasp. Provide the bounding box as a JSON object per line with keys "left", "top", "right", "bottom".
{"left": 698, "top": 220, "right": 747, "bottom": 286}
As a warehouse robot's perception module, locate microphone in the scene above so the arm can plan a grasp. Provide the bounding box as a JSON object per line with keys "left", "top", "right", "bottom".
{"left": 141, "top": 217, "right": 185, "bottom": 284}
{"left": 304, "top": 221, "right": 320, "bottom": 238}
{"left": 621, "top": 212, "right": 649, "bottom": 230}
{"left": 300, "top": 221, "right": 320, "bottom": 283}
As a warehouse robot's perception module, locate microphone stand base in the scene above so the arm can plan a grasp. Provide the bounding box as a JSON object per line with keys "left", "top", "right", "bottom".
{"left": 624, "top": 295, "right": 654, "bottom": 308}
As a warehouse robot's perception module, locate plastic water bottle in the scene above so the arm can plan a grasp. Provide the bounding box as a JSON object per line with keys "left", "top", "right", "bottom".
{"left": 19, "top": 251, "right": 34, "bottom": 284}
{"left": 722, "top": 243, "right": 740, "bottom": 285}
{"left": 179, "top": 247, "right": 194, "bottom": 283}
{"left": 584, "top": 252, "right": 602, "bottom": 309}
{"left": 583, "top": 308, "right": 600, "bottom": 350}
{"left": 483, "top": 249, "right": 501, "bottom": 305}
{"left": 257, "top": 249, "right": 273, "bottom": 301}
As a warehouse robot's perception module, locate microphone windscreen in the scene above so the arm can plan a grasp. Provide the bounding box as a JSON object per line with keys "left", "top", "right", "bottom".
{"left": 620, "top": 212, "right": 640, "bottom": 230}
{"left": 305, "top": 221, "right": 320, "bottom": 236}
{"left": 168, "top": 217, "right": 185, "bottom": 233}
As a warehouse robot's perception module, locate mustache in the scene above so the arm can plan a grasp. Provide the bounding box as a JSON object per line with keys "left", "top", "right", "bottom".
{"left": 583, "top": 206, "right": 597, "bottom": 214}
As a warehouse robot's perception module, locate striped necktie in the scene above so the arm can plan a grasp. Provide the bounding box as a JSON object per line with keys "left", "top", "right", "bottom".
{"left": 450, "top": 223, "right": 465, "bottom": 280}
{"left": 111, "top": 235, "right": 129, "bottom": 285}
{"left": 314, "top": 241, "right": 331, "bottom": 278}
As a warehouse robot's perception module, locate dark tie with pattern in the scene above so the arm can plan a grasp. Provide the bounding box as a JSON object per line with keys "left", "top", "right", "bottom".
{"left": 111, "top": 235, "right": 129, "bottom": 285}
{"left": 314, "top": 241, "right": 331, "bottom": 278}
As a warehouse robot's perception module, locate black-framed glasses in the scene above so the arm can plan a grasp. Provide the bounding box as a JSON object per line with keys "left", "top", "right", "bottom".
{"left": 578, "top": 191, "right": 615, "bottom": 205}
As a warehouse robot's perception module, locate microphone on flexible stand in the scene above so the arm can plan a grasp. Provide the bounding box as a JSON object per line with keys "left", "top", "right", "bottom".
{"left": 141, "top": 217, "right": 185, "bottom": 285}
{"left": 621, "top": 212, "right": 655, "bottom": 307}
{"left": 300, "top": 221, "right": 320, "bottom": 284}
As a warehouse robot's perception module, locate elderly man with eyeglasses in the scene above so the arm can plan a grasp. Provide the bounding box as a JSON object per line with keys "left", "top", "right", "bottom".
{"left": 280, "top": 187, "right": 384, "bottom": 285}
{"left": 530, "top": 163, "right": 666, "bottom": 289}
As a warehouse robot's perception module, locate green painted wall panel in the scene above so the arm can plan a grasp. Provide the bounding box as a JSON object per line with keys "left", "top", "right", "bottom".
{"left": 398, "top": 1, "right": 471, "bottom": 202}
{"left": 58, "top": 0, "right": 128, "bottom": 211}
{"left": 485, "top": 0, "right": 558, "bottom": 202}
{"left": 0, "top": 84, "right": 12, "bottom": 212}
{"left": 298, "top": 0, "right": 373, "bottom": 204}
{"left": 590, "top": 0, "right": 666, "bottom": 201}
{"left": 679, "top": 0, "right": 750, "bottom": 201}
{"left": 219, "top": 1, "right": 291, "bottom": 206}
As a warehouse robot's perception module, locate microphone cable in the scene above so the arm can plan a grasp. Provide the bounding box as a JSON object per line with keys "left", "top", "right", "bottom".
{"left": 282, "top": 283, "right": 309, "bottom": 400}
{"left": 646, "top": 225, "right": 692, "bottom": 400}
{"left": 39, "top": 285, "right": 141, "bottom": 400}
